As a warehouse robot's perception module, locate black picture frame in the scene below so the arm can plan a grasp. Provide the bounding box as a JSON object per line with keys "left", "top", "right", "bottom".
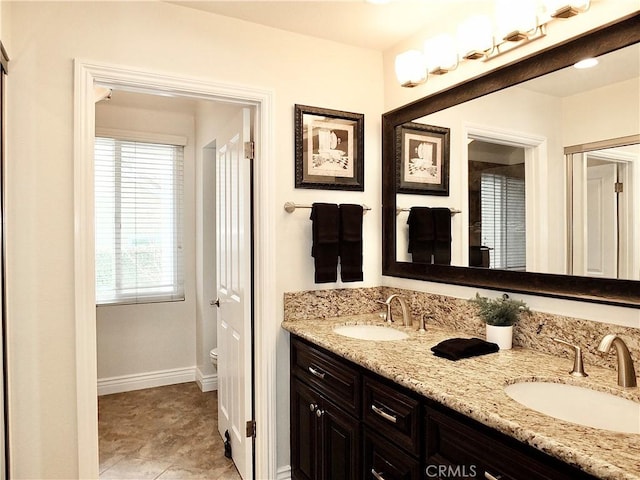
{"left": 295, "top": 104, "right": 364, "bottom": 191}
{"left": 396, "top": 122, "right": 450, "bottom": 196}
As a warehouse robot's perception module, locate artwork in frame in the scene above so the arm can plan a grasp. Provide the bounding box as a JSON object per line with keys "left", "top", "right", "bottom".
{"left": 396, "top": 122, "right": 450, "bottom": 196}
{"left": 295, "top": 104, "right": 364, "bottom": 191}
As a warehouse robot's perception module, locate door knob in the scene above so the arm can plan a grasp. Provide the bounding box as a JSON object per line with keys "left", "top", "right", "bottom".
{"left": 211, "top": 298, "right": 220, "bottom": 307}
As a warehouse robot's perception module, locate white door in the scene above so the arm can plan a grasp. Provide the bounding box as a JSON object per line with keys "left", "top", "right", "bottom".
{"left": 216, "top": 107, "right": 253, "bottom": 480}
{"left": 585, "top": 163, "right": 618, "bottom": 278}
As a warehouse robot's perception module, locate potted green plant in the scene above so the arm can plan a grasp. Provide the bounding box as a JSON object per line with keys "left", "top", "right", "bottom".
{"left": 469, "top": 293, "right": 530, "bottom": 349}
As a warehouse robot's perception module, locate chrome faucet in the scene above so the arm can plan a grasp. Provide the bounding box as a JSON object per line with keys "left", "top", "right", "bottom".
{"left": 380, "top": 294, "right": 412, "bottom": 327}
{"left": 597, "top": 334, "right": 637, "bottom": 388}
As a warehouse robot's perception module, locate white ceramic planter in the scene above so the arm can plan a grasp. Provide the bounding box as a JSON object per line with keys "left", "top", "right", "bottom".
{"left": 486, "top": 324, "right": 513, "bottom": 350}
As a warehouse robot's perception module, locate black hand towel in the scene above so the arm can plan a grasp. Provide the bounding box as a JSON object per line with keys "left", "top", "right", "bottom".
{"left": 432, "top": 207, "right": 452, "bottom": 265}
{"left": 310, "top": 203, "right": 339, "bottom": 283}
{"left": 407, "top": 207, "right": 434, "bottom": 263}
{"left": 339, "top": 204, "right": 363, "bottom": 282}
{"left": 431, "top": 338, "right": 499, "bottom": 361}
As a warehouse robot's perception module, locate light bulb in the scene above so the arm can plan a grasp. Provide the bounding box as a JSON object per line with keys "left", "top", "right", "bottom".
{"left": 395, "top": 50, "right": 427, "bottom": 87}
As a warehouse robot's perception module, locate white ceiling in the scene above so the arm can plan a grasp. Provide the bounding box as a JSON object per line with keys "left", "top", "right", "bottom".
{"left": 169, "top": 0, "right": 493, "bottom": 51}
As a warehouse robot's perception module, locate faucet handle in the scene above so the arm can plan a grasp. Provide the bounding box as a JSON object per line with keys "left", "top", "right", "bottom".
{"left": 553, "top": 338, "right": 588, "bottom": 377}
{"left": 375, "top": 300, "right": 392, "bottom": 323}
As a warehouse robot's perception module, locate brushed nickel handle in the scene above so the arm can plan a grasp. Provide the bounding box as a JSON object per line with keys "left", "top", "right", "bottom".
{"left": 553, "top": 338, "right": 588, "bottom": 377}
{"left": 371, "top": 404, "right": 397, "bottom": 424}
{"left": 308, "top": 366, "right": 326, "bottom": 380}
{"left": 371, "top": 468, "right": 386, "bottom": 480}
{"left": 315, "top": 408, "right": 324, "bottom": 418}
{"left": 309, "top": 403, "right": 317, "bottom": 412}
{"left": 485, "top": 472, "right": 503, "bottom": 480}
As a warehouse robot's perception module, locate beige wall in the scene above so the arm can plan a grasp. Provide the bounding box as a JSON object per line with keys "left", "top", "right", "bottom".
{"left": 4, "top": 2, "right": 383, "bottom": 478}
{"left": 563, "top": 77, "right": 640, "bottom": 146}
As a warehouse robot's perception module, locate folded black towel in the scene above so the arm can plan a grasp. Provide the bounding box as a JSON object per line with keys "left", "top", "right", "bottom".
{"left": 407, "top": 207, "right": 434, "bottom": 263}
{"left": 431, "top": 338, "right": 499, "bottom": 361}
{"left": 432, "top": 207, "right": 452, "bottom": 266}
{"left": 339, "top": 204, "right": 363, "bottom": 282}
{"left": 310, "top": 203, "right": 339, "bottom": 283}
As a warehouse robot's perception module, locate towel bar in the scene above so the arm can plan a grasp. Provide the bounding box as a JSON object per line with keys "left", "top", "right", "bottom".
{"left": 284, "top": 201, "right": 371, "bottom": 214}
{"left": 396, "top": 207, "right": 461, "bottom": 216}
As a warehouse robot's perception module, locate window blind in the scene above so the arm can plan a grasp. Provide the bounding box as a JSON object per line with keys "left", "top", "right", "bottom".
{"left": 95, "top": 137, "right": 185, "bottom": 305}
{"left": 480, "top": 172, "right": 526, "bottom": 271}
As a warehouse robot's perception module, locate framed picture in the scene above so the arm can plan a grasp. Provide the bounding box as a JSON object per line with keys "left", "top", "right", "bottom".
{"left": 295, "top": 104, "right": 364, "bottom": 191}
{"left": 396, "top": 122, "right": 450, "bottom": 196}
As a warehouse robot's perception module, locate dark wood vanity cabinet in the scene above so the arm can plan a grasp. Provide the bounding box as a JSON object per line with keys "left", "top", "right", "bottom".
{"left": 291, "top": 337, "right": 362, "bottom": 480}
{"left": 363, "top": 375, "right": 422, "bottom": 480}
{"left": 424, "top": 401, "right": 598, "bottom": 480}
{"left": 290, "top": 335, "right": 599, "bottom": 480}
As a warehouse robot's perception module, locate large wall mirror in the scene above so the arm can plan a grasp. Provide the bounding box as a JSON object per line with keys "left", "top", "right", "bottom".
{"left": 382, "top": 13, "right": 640, "bottom": 307}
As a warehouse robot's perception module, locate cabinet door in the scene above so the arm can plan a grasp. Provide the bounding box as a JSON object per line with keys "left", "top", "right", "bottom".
{"left": 425, "top": 403, "right": 598, "bottom": 480}
{"left": 320, "top": 399, "right": 361, "bottom": 480}
{"left": 364, "top": 429, "right": 421, "bottom": 480}
{"left": 291, "top": 378, "right": 321, "bottom": 480}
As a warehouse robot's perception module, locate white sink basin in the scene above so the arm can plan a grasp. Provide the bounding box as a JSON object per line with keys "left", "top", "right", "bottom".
{"left": 504, "top": 381, "right": 640, "bottom": 434}
{"left": 333, "top": 324, "right": 409, "bottom": 341}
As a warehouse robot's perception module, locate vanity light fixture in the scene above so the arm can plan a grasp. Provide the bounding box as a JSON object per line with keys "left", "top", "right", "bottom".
{"left": 458, "top": 15, "right": 495, "bottom": 60}
{"left": 395, "top": 49, "right": 427, "bottom": 87}
{"left": 395, "top": 0, "right": 591, "bottom": 87}
{"left": 545, "top": 0, "right": 590, "bottom": 19}
{"left": 424, "top": 34, "right": 458, "bottom": 75}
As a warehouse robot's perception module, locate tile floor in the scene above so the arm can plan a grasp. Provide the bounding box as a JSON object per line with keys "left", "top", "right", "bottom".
{"left": 99, "top": 382, "right": 241, "bottom": 479}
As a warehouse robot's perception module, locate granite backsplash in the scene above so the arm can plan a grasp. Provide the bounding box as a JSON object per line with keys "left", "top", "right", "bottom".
{"left": 283, "top": 286, "right": 640, "bottom": 372}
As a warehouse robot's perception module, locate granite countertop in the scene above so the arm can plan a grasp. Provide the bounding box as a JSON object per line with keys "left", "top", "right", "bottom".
{"left": 282, "top": 314, "right": 640, "bottom": 480}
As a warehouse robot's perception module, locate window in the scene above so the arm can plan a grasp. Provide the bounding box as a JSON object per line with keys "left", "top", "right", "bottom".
{"left": 481, "top": 171, "right": 526, "bottom": 271}
{"left": 95, "top": 137, "right": 184, "bottom": 305}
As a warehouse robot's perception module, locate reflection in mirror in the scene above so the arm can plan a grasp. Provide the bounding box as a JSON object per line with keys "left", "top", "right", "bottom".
{"left": 468, "top": 140, "right": 526, "bottom": 271}
{"left": 382, "top": 14, "right": 640, "bottom": 306}
{"left": 393, "top": 43, "right": 639, "bottom": 276}
{"left": 568, "top": 139, "right": 640, "bottom": 280}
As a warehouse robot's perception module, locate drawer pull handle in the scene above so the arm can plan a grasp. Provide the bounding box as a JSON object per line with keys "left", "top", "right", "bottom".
{"left": 308, "top": 366, "right": 326, "bottom": 380}
{"left": 484, "top": 472, "right": 503, "bottom": 480}
{"left": 371, "top": 404, "right": 397, "bottom": 424}
{"left": 315, "top": 408, "right": 324, "bottom": 418}
{"left": 371, "top": 468, "right": 386, "bottom": 480}
{"left": 309, "top": 403, "right": 317, "bottom": 412}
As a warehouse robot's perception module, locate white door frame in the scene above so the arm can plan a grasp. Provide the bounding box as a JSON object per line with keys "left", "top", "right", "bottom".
{"left": 73, "top": 59, "right": 277, "bottom": 479}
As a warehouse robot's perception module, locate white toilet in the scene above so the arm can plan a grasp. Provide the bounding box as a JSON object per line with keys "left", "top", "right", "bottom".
{"left": 209, "top": 348, "right": 218, "bottom": 370}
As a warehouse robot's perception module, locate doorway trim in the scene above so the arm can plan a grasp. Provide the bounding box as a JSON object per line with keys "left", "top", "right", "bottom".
{"left": 73, "top": 59, "right": 276, "bottom": 478}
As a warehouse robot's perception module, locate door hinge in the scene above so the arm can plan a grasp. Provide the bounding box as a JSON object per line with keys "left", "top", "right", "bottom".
{"left": 614, "top": 182, "right": 623, "bottom": 193}
{"left": 246, "top": 420, "right": 256, "bottom": 438}
{"left": 244, "top": 141, "right": 255, "bottom": 160}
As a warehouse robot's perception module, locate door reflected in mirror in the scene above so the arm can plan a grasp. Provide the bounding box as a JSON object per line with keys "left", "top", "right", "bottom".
{"left": 569, "top": 141, "right": 640, "bottom": 280}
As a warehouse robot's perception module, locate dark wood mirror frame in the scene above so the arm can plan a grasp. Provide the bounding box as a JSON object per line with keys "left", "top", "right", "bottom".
{"left": 382, "top": 13, "right": 640, "bottom": 308}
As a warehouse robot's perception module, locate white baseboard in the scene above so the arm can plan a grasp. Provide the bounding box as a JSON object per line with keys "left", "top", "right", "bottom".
{"left": 97, "top": 367, "right": 196, "bottom": 396}
{"left": 196, "top": 367, "right": 218, "bottom": 392}
{"left": 276, "top": 465, "right": 292, "bottom": 480}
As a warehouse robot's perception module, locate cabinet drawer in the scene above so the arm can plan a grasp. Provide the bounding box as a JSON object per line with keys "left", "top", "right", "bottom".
{"left": 363, "top": 375, "right": 421, "bottom": 457}
{"left": 364, "top": 429, "right": 421, "bottom": 480}
{"left": 291, "top": 337, "right": 361, "bottom": 417}
{"left": 425, "top": 403, "right": 597, "bottom": 480}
